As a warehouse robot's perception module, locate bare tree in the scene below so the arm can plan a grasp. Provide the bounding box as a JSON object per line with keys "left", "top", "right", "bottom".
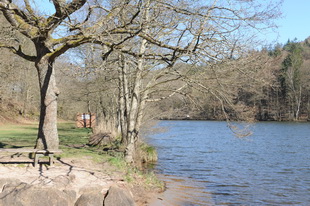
{"left": 0, "top": 0, "right": 91, "bottom": 149}
{"left": 91, "top": 0, "right": 283, "bottom": 162}
{"left": 0, "top": 0, "right": 136, "bottom": 149}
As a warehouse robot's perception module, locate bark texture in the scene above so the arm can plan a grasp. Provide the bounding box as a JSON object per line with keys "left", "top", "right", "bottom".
{"left": 35, "top": 57, "right": 59, "bottom": 149}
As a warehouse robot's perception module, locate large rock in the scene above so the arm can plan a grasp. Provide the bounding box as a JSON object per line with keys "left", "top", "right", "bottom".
{"left": 104, "top": 185, "right": 136, "bottom": 206}
{"left": 0, "top": 178, "right": 22, "bottom": 191}
{"left": 0, "top": 178, "right": 137, "bottom": 206}
{"left": 75, "top": 191, "right": 105, "bottom": 206}
{"left": 0, "top": 183, "right": 74, "bottom": 206}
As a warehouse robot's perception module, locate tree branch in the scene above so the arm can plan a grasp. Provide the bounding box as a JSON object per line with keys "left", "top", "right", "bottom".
{"left": 47, "top": 0, "right": 87, "bottom": 31}
{"left": 0, "top": 44, "right": 36, "bottom": 62}
{"left": 0, "top": 0, "right": 40, "bottom": 38}
{"left": 48, "top": 36, "right": 91, "bottom": 60}
{"left": 146, "top": 84, "right": 188, "bottom": 102}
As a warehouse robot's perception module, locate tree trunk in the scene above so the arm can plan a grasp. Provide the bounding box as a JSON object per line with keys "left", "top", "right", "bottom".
{"left": 35, "top": 56, "right": 59, "bottom": 149}
{"left": 124, "top": 42, "right": 147, "bottom": 163}
{"left": 22, "top": 88, "right": 29, "bottom": 118}
{"left": 124, "top": 0, "right": 150, "bottom": 163}
{"left": 294, "top": 86, "right": 302, "bottom": 121}
{"left": 118, "top": 55, "right": 128, "bottom": 145}
{"left": 124, "top": 86, "right": 141, "bottom": 163}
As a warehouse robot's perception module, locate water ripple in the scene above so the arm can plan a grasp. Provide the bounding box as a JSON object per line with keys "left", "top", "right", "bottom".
{"left": 147, "top": 121, "right": 310, "bottom": 205}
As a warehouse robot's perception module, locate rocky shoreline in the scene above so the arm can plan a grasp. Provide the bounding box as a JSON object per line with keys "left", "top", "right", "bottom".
{"left": 0, "top": 157, "right": 160, "bottom": 206}
{"left": 0, "top": 178, "right": 135, "bottom": 206}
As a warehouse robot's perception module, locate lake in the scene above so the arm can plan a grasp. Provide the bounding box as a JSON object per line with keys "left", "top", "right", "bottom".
{"left": 146, "top": 121, "right": 310, "bottom": 205}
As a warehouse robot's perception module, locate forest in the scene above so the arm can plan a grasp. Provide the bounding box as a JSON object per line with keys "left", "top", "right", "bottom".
{"left": 2, "top": 37, "right": 309, "bottom": 123}
{"left": 158, "top": 38, "right": 310, "bottom": 122}
{"left": 1, "top": 0, "right": 306, "bottom": 162}
{"left": 59, "top": 37, "right": 310, "bottom": 122}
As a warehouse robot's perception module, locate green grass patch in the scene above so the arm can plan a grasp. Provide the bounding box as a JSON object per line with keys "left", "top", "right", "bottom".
{"left": 0, "top": 122, "right": 92, "bottom": 149}
{"left": 0, "top": 123, "right": 39, "bottom": 148}
{"left": 58, "top": 122, "right": 92, "bottom": 146}
{"left": 0, "top": 121, "right": 163, "bottom": 190}
{"left": 108, "top": 155, "right": 127, "bottom": 169}
{"left": 138, "top": 142, "right": 158, "bottom": 163}
{"left": 0, "top": 121, "right": 108, "bottom": 163}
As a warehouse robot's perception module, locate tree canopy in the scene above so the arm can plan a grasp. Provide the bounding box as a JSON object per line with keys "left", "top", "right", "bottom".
{"left": 0, "top": 0, "right": 283, "bottom": 162}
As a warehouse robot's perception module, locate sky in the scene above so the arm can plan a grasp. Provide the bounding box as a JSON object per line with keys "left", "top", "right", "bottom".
{"left": 37, "top": 0, "right": 309, "bottom": 46}
{"left": 264, "top": 0, "right": 310, "bottom": 45}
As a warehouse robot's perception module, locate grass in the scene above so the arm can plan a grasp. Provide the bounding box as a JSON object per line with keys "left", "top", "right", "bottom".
{"left": 0, "top": 121, "right": 164, "bottom": 188}
{"left": 0, "top": 122, "right": 103, "bottom": 160}
{"left": 58, "top": 122, "right": 92, "bottom": 146}
{"left": 0, "top": 122, "right": 91, "bottom": 149}
{"left": 0, "top": 124, "right": 39, "bottom": 148}
{"left": 139, "top": 142, "right": 158, "bottom": 163}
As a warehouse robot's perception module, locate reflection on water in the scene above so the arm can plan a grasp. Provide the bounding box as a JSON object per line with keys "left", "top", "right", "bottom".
{"left": 146, "top": 121, "right": 310, "bottom": 205}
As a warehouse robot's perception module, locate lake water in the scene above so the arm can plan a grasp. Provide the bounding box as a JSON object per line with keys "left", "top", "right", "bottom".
{"left": 146, "top": 121, "right": 310, "bottom": 206}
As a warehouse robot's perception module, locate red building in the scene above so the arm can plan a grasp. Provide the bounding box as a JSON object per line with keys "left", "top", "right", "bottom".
{"left": 76, "top": 113, "right": 96, "bottom": 128}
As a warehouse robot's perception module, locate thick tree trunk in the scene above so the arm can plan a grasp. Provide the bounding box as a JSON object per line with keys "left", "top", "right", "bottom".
{"left": 35, "top": 57, "right": 59, "bottom": 149}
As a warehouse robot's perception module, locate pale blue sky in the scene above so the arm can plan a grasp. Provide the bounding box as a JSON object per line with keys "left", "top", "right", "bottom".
{"left": 38, "top": 0, "right": 308, "bottom": 45}
{"left": 265, "top": 0, "right": 310, "bottom": 45}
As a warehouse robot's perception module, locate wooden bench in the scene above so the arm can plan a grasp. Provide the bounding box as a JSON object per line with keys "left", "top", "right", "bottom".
{"left": 0, "top": 148, "right": 62, "bottom": 167}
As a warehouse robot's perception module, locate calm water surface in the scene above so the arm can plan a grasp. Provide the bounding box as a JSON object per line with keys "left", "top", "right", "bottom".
{"left": 146, "top": 121, "right": 310, "bottom": 205}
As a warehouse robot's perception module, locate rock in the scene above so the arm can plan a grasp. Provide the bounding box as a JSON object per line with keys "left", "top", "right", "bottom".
{"left": 63, "top": 189, "right": 78, "bottom": 204}
{"left": 75, "top": 191, "right": 104, "bottom": 206}
{"left": 0, "top": 183, "right": 74, "bottom": 206}
{"left": 0, "top": 178, "right": 137, "bottom": 206}
{"left": 79, "top": 185, "right": 105, "bottom": 194}
{"left": 104, "top": 185, "right": 136, "bottom": 206}
{"left": 53, "top": 175, "right": 72, "bottom": 188}
{"left": 2, "top": 182, "right": 30, "bottom": 194}
{"left": 0, "top": 178, "right": 22, "bottom": 191}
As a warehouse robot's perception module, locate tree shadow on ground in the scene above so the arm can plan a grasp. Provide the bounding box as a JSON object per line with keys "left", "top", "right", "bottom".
{"left": 0, "top": 142, "right": 24, "bottom": 149}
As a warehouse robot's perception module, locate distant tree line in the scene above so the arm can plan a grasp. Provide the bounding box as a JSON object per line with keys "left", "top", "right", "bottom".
{"left": 154, "top": 38, "right": 310, "bottom": 121}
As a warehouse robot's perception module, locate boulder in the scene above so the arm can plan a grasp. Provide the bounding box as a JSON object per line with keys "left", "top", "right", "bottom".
{"left": 63, "top": 189, "right": 78, "bottom": 204}
{"left": 0, "top": 178, "right": 22, "bottom": 191}
{"left": 0, "top": 183, "right": 74, "bottom": 206}
{"left": 104, "top": 185, "right": 136, "bottom": 206}
{"left": 74, "top": 191, "right": 105, "bottom": 206}
{"left": 0, "top": 178, "right": 137, "bottom": 206}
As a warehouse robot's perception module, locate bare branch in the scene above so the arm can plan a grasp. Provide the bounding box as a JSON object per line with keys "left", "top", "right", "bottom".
{"left": 0, "top": 0, "right": 40, "bottom": 38}
{"left": 47, "top": 0, "right": 87, "bottom": 31}
{"left": 0, "top": 44, "right": 36, "bottom": 61}
{"left": 146, "top": 84, "right": 187, "bottom": 102}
